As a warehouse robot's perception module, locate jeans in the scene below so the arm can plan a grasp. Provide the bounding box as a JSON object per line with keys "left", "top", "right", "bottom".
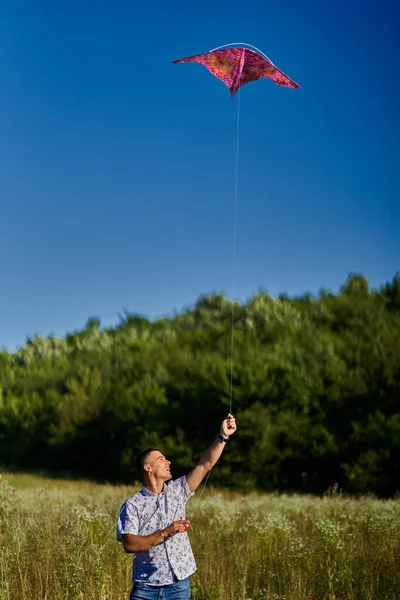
{"left": 130, "top": 577, "right": 190, "bottom": 600}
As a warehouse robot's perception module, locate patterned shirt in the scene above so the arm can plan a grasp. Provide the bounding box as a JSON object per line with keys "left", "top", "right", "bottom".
{"left": 116, "top": 476, "right": 196, "bottom": 585}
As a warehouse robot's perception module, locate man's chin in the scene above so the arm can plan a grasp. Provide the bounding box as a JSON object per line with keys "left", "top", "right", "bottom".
{"left": 165, "top": 472, "right": 172, "bottom": 481}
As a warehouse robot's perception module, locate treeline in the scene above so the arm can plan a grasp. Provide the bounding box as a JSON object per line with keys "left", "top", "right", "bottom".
{"left": 0, "top": 273, "right": 399, "bottom": 496}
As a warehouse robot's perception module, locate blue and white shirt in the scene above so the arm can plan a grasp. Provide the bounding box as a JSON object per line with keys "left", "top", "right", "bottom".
{"left": 116, "top": 476, "right": 196, "bottom": 585}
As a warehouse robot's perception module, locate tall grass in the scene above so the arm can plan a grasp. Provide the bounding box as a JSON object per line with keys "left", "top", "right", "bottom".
{"left": 1, "top": 474, "right": 399, "bottom": 599}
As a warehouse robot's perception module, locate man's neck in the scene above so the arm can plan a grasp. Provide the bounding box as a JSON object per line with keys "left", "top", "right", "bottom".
{"left": 143, "top": 478, "right": 165, "bottom": 495}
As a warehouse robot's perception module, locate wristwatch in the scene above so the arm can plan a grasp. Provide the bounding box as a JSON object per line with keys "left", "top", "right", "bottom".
{"left": 217, "top": 433, "right": 229, "bottom": 443}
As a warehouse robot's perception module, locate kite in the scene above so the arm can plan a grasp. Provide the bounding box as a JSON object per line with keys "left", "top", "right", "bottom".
{"left": 172, "top": 43, "right": 299, "bottom": 519}
{"left": 172, "top": 43, "right": 300, "bottom": 96}
{"left": 172, "top": 43, "right": 299, "bottom": 420}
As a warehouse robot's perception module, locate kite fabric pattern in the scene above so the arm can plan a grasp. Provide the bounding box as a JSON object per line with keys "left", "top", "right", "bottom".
{"left": 172, "top": 46, "right": 300, "bottom": 96}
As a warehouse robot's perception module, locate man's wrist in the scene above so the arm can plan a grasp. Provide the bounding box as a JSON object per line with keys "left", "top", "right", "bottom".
{"left": 217, "top": 433, "right": 229, "bottom": 443}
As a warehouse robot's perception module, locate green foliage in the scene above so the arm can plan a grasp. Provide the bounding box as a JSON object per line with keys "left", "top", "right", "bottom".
{"left": 0, "top": 273, "right": 399, "bottom": 495}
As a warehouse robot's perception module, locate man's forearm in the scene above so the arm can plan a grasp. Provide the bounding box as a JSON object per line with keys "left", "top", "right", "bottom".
{"left": 122, "top": 530, "right": 164, "bottom": 553}
{"left": 186, "top": 415, "right": 235, "bottom": 492}
{"left": 122, "top": 520, "right": 190, "bottom": 553}
{"left": 198, "top": 435, "right": 227, "bottom": 471}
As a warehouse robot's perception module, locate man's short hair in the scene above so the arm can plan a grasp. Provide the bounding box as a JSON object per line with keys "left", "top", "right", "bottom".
{"left": 135, "top": 447, "right": 159, "bottom": 480}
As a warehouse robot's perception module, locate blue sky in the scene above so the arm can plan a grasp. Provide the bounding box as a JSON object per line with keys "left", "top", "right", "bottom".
{"left": 1, "top": 0, "right": 399, "bottom": 351}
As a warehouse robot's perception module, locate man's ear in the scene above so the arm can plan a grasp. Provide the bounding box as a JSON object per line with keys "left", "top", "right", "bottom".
{"left": 144, "top": 463, "right": 151, "bottom": 473}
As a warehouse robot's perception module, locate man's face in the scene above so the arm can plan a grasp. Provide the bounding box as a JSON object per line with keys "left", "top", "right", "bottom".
{"left": 145, "top": 451, "right": 172, "bottom": 481}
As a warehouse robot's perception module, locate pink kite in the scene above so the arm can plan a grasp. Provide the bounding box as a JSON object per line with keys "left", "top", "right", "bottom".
{"left": 172, "top": 44, "right": 300, "bottom": 97}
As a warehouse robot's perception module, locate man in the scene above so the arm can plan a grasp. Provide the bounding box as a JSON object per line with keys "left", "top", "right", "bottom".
{"left": 116, "top": 413, "right": 237, "bottom": 600}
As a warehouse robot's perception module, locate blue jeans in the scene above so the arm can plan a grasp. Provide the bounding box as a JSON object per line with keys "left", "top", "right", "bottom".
{"left": 130, "top": 577, "right": 190, "bottom": 600}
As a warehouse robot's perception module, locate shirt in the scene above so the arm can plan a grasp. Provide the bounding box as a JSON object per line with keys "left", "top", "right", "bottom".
{"left": 116, "top": 476, "right": 196, "bottom": 585}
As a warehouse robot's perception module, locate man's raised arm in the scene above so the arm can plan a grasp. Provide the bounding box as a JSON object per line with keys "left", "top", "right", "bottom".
{"left": 186, "top": 413, "right": 237, "bottom": 492}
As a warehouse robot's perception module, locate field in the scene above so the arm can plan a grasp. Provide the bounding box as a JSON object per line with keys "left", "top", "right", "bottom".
{"left": 0, "top": 473, "right": 399, "bottom": 600}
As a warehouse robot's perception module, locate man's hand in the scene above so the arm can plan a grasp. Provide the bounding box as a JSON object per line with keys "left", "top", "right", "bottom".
{"left": 220, "top": 413, "right": 237, "bottom": 438}
{"left": 162, "top": 519, "right": 191, "bottom": 538}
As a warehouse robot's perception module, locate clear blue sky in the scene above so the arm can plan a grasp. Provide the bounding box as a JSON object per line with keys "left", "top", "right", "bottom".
{"left": 1, "top": 0, "right": 399, "bottom": 351}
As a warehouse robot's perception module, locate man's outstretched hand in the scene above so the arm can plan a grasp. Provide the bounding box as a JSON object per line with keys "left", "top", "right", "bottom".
{"left": 220, "top": 413, "right": 237, "bottom": 438}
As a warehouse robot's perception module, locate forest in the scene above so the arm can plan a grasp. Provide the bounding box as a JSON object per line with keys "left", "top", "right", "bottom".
{"left": 0, "top": 273, "right": 399, "bottom": 496}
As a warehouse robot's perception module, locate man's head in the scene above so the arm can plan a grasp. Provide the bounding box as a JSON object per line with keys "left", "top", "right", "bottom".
{"left": 136, "top": 447, "right": 172, "bottom": 483}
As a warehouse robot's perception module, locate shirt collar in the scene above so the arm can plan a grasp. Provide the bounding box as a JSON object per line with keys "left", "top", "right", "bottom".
{"left": 140, "top": 483, "right": 166, "bottom": 497}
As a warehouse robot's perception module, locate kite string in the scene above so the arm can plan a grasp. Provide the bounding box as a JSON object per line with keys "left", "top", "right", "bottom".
{"left": 229, "top": 87, "right": 240, "bottom": 415}
{"left": 189, "top": 94, "right": 241, "bottom": 523}
{"left": 187, "top": 469, "right": 212, "bottom": 522}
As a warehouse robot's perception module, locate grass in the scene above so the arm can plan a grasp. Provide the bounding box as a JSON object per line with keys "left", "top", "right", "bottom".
{"left": 0, "top": 473, "right": 399, "bottom": 599}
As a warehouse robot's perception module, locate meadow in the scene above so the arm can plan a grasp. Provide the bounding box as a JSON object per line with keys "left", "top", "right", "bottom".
{"left": 0, "top": 473, "right": 399, "bottom": 600}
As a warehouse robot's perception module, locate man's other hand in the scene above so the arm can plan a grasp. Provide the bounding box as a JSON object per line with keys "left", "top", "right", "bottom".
{"left": 162, "top": 519, "right": 192, "bottom": 538}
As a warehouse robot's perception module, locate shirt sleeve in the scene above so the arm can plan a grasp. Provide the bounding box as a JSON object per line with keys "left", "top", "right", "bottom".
{"left": 116, "top": 499, "right": 139, "bottom": 542}
{"left": 168, "top": 475, "right": 194, "bottom": 504}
